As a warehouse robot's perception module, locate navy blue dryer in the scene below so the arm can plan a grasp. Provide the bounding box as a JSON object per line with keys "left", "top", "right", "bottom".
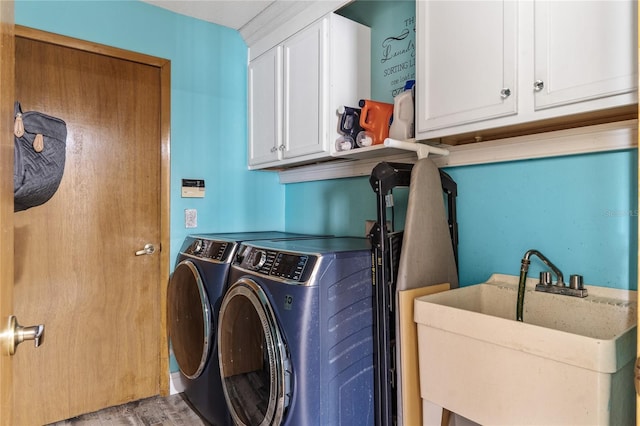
{"left": 167, "top": 232, "right": 318, "bottom": 426}
{"left": 217, "top": 237, "right": 375, "bottom": 426}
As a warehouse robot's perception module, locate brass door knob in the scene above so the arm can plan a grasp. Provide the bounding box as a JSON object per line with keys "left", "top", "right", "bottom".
{"left": 5, "top": 315, "right": 44, "bottom": 355}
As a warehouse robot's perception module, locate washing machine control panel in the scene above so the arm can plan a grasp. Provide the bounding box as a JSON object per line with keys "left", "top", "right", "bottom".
{"left": 185, "top": 238, "right": 232, "bottom": 263}
{"left": 272, "top": 252, "right": 311, "bottom": 281}
{"left": 237, "top": 246, "right": 317, "bottom": 283}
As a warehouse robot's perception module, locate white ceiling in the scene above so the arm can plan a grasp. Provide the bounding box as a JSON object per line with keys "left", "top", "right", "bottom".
{"left": 140, "top": 0, "right": 276, "bottom": 31}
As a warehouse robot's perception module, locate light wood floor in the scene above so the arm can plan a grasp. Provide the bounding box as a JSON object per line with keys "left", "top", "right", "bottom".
{"left": 46, "top": 394, "right": 208, "bottom": 426}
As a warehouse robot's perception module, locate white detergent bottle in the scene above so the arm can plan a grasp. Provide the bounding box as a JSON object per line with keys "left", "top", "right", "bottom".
{"left": 389, "top": 80, "right": 415, "bottom": 141}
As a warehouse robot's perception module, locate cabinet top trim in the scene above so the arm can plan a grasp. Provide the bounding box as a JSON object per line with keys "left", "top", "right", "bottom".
{"left": 243, "top": 0, "right": 350, "bottom": 60}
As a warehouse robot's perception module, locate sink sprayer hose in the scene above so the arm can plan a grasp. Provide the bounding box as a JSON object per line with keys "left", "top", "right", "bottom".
{"left": 516, "top": 258, "right": 530, "bottom": 322}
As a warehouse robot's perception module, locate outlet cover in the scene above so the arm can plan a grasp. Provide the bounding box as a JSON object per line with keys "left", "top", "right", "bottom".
{"left": 185, "top": 209, "right": 197, "bottom": 228}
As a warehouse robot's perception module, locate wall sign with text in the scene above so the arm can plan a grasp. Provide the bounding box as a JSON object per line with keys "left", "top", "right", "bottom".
{"left": 374, "top": 13, "right": 415, "bottom": 102}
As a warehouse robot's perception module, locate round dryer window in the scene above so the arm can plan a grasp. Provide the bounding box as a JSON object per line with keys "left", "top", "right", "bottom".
{"left": 168, "top": 260, "right": 213, "bottom": 379}
{"left": 218, "top": 278, "right": 291, "bottom": 426}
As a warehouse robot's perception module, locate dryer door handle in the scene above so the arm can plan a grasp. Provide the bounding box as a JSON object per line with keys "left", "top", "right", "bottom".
{"left": 135, "top": 243, "right": 156, "bottom": 256}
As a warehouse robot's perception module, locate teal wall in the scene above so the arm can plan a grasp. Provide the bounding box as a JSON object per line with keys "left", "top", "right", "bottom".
{"left": 339, "top": 0, "right": 416, "bottom": 102}
{"left": 445, "top": 151, "right": 638, "bottom": 288}
{"left": 15, "top": 0, "right": 286, "bottom": 271}
{"left": 285, "top": 151, "right": 638, "bottom": 290}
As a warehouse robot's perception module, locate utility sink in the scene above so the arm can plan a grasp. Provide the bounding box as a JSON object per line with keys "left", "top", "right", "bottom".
{"left": 414, "top": 274, "right": 637, "bottom": 426}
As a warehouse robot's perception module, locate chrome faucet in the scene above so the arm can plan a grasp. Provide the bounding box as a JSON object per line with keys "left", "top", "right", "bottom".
{"left": 516, "top": 249, "right": 565, "bottom": 322}
{"left": 517, "top": 249, "right": 587, "bottom": 322}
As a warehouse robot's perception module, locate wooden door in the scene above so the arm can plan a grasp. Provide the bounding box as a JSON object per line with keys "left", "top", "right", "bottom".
{"left": 11, "top": 27, "right": 170, "bottom": 425}
{"left": 0, "top": 2, "right": 15, "bottom": 426}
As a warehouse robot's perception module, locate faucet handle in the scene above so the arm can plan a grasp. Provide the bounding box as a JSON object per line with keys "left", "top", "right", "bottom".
{"left": 569, "top": 274, "right": 584, "bottom": 290}
{"left": 539, "top": 271, "right": 552, "bottom": 286}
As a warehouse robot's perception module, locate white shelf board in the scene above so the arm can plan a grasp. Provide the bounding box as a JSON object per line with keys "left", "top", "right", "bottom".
{"left": 331, "top": 143, "right": 412, "bottom": 161}
{"left": 277, "top": 120, "right": 638, "bottom": 184}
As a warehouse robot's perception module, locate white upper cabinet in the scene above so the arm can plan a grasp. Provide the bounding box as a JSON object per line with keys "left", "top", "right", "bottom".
{"left": 248, "top": 13, "right": 370, "bottom": 169}
{"left": 416, "top": 0, "right": 638, "bottom": 141}
{"left": 533, "top": 1, "right": 637, "bottom": 110}
{"left": 416, "top": 1, "right": 518, "bottom": 133}
{"left": 282, "top": 19, "right": 324, "bottom": 159}
{"left": 248, "top": 47, "right": 282, "bottom": 166}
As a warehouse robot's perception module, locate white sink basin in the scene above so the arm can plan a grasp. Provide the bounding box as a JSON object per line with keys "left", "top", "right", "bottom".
{"left": 414, "top": 274, "right": 637, "bottom": 426}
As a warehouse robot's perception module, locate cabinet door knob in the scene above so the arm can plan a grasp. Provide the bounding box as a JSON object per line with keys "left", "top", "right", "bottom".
{"left": 270, "top": 146, "right": 277, "bottom": 153}
{"left": 500, "top": 88, "right": 511, "bottom": 99}
{"left": 534, "top": 80, "right": 545, "bottom": 92}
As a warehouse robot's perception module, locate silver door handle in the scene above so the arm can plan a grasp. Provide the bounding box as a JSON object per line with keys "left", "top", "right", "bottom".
{"left": 135, "top": 243, "right": 156, "bottom": 256}
{"left": 5, "top": 315, "right": 45, "bottom": 355}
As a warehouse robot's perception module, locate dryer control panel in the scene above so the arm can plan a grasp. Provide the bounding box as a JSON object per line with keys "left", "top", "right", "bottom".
{"left": 183, "top": 238, "right": 233, "bottom": 263}
{"left": 236, "top": 245, "right": 317, "bottom": 283}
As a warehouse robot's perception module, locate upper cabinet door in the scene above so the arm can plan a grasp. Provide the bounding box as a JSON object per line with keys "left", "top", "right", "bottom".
{"left": 533, "top": 0, "right": 638, "bottom": 110}
{"left": 282, "top": 18, "right": 327, "bottom": 159}
{"left": 248, "top": 47, "right": 282, "bottom": 166}
{"left": 416, "top": 0, "right": 517, "bottom": 134}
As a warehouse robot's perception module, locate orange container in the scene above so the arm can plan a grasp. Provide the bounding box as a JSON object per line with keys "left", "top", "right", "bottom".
{"left": 358, "top": 99, "right": 394, "bottom": 146}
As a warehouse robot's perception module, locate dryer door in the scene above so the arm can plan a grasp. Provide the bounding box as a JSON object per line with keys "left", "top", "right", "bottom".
{"left": 218, "top": 278, "right": 291, "bottom": 426}
{"left": 168, "top": 259, "right": 213, "bottom": 379}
